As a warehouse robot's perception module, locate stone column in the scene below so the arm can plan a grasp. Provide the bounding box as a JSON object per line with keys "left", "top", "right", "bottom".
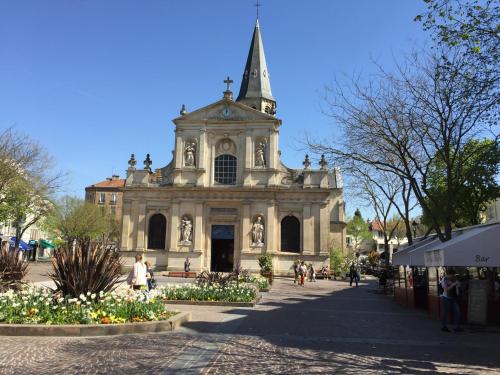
{"left": 136, "top": 203, "right": 147, "bottom": 251}
{"left": 194, "top": 202, "right": 204, "bottom": 253}
{"left": 302, "top": 204, "right": 314, "bottom": 255}
{"left": 241, "top": 202, "right": 251, "bottom": 253}
{"left": 169, "top": 203, "right": 180, "bottom": 252}
{"left": 120, "top": 201, "right": 131, "bottom": 250}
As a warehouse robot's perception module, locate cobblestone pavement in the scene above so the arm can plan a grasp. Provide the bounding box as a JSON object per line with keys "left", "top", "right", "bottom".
{"left": 1, "top": 277, "right": 499, "bottom": 374}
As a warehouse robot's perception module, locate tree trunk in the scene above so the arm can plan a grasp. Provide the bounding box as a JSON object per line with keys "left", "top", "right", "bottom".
{"left": 384, "top": 235, "right": 390, "bottom": 269}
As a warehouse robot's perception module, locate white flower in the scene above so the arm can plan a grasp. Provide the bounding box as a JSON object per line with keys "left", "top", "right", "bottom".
{"left": 87, "top": 291, "right": 91, "bottom": 296}
{"left": 79, "top": 294, "right": 87, "bottom": 302}
{"left": 90, "top": 293, "right": 96, "bottom": 300}
{"left": 52, "top": 306, "right": 58, "bottom": 310}
{"left": 68, "top": 298, "right": 77, "bottom": 304}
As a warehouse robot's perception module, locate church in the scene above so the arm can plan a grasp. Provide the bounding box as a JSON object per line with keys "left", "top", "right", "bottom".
{"left": 119, "top": 20, "right": 346, "bottom": 275}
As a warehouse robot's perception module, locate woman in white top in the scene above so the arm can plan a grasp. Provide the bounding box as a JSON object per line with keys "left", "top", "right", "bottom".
{"left": 131, "top": 254, "right": 148, "bottom": 290}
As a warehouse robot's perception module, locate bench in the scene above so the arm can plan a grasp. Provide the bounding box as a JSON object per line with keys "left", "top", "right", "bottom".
{"left": 168, "top": 271, "right": 197, "bottom": 278}
{"left": 315, "top": 271, "right": 332, "bottom": 280}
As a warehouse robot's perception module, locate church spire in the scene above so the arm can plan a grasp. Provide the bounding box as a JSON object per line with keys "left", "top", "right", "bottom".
{"left": 236, "top": 20, "right": 276, "bottom": 115}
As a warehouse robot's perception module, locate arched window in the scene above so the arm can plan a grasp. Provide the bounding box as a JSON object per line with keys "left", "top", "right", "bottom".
{"left": 281, "top": 216, "right": 300, "bottom": 253}
{"left": 214, "top": 154, "right": 237, "bottom": 185}
{"left": 148, "top": 214, "right": 166, "bottom": 250}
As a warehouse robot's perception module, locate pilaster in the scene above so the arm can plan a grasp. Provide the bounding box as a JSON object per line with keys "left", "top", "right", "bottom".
{"left": 241, "top": 202, "right": 251, "bottom": 253}
{"left": 120, "top": 201, "right": 131, "bottom": 250}
{"left": 169, "top": 202, "right": 180, "bottom": 251}
{"left": 266, "top": 201, "right": 276, "bottom": 252}
{"left": 319, "top": 203, "right": 329, "bottom": 255}
{"left": 130, "top": 200, "right": 139, "bottom": 250}
{"left": 136, "top": 203, "right": 146, "bottom": 251}
{"left": 194, "top": 202, "right": 204, "bottom": 253}
{"left": 302, "top": 204, "right": 314, "bottom": 255}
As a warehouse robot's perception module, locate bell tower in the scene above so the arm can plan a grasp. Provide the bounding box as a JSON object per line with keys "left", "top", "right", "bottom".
{"left": 236, "top": 20, "right": 276, "bottom": 115}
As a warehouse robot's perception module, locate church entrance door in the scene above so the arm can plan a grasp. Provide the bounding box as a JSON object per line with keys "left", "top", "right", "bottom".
{"left": 211, "top": 225, "right": 234, "bottom": 272}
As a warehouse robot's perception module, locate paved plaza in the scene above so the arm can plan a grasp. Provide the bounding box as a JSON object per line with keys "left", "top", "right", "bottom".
{"left": 1, "top": 267, "right": 499, "bottom": 374}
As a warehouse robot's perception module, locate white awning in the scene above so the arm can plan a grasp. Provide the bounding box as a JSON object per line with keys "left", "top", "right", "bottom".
{"left": 424, "top": 223, "right": 500, "bottom": 267}
{"left": 392, "top": 235, "right": 438, "bottom": 266}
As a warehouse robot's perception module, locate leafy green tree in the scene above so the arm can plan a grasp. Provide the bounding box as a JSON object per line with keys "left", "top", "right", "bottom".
{"left": 46, "top": 196, "right": 119, "bottom": 247}
{"left": 329, "top": 247, "right": 344, "bottom": 278}
{"left": 346, "top": 210, "right": 372, "bottom": 253}
{"left": 415, "top": 0, "right": 499, "bottom": 65}
{"left": 0, "top": 176, "right": 55, "bottom": 250}
{"left": 422, "top": 138, "right": 500, "bottom": 227}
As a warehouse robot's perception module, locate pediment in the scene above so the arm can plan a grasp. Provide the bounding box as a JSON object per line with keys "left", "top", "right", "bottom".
{"left": 173, "top": 99, "right": 279, "bottom": 124}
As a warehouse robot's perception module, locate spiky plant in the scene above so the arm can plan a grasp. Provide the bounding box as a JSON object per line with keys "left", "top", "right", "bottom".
{"left": 0, "top": 247, "right": 29, "bottom": 291}
{"left": 49, "top": 243, "right": 122, "bottom": 298}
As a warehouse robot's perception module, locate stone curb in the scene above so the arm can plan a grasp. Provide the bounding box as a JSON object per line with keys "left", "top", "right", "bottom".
{"left": 163, "top": 294, "right": 261, "bottom": 307}
{"left": 0, "top": 311, "right": 191, "bottom": 337}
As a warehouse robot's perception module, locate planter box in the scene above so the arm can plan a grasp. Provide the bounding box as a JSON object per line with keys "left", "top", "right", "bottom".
{"left": 0, "top": 312, "right": 190, "bottom": 337}
{"left": 163, "top": 295, "right": 261, "bottom": 307}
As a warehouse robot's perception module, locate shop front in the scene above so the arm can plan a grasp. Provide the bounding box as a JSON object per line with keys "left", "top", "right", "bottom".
{"left": 393, "top": 222, "right": 500, "bottom": 326}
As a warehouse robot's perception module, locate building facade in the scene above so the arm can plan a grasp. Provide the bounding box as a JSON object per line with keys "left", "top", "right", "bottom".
{"left": 85, "top": 175, "right": 125, "bottom": 220}
{"left": 119, "top": 21, "right": 346, "bottom": 275}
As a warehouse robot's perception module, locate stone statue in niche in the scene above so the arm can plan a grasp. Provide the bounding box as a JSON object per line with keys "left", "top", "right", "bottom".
{"left": 184, "top": 141, "right": 196, "bottom": 167}
{"left": 251, "top": 216, "right": 265, "bottom": 247}
{"left": 180, "top": 217, "right": 193, "bottom": 243}
{"left": 255, "top": 141, "right": 266, "bottom": 167}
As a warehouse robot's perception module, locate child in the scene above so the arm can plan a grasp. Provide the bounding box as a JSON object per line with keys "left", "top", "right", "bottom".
{"left": 145, "top": 261, "right": 156, "bottom": 290}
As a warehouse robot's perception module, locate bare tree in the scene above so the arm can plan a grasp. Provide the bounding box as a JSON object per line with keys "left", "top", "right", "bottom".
{"left": 309, "top": 48, "right": 498, "bottom": 242}
{"left": 354, "top": 169, "right": 400, "bottom": 267}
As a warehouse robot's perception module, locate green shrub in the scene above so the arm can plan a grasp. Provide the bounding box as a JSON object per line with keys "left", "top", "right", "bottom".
{"left": 258, "top": 254, "right": 273, "bottom": 272}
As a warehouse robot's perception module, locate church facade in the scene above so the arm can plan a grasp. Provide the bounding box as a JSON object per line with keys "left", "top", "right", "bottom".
{"left": 119, "top": 21, "right": 346, "bottom": 275}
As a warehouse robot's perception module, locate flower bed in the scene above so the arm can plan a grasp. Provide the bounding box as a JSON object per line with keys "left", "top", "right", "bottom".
{"left": 245, "top": 275, "right": 270, "bottom": 292}
{"left": 155, "top": 283, "right": 257, "bottom": 303}
{"left": 0, "top": 286, "right": 175, "bottom": 325}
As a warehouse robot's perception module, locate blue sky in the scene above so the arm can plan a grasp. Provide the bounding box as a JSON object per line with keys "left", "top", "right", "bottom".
{"left": 0, "top": 0, "right": 428, "bottom": 216}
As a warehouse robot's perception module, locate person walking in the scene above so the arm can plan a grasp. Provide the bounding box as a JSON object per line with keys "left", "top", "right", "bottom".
{"left": 349, "top": 264, "right": 359, "bottom": 287}
{"left": 130, "top": 254, "right": 148, "bottom": 291}
{"left": 309, "top": 264, "right": 316, "bottom": 282}
{"left": 293, "top": 261, "right": 300, "bottom": 285}
{"left": 184, "top": 257, "right": 191, "bottom": 277}
{"left": 299, "top": 261, "right": 307, "bottom": 286}
{"left": 440, "top": 269, "right": 463, "bottom": 332}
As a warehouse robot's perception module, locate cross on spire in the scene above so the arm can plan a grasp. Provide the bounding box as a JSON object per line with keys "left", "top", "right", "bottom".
{"left": 254, "top": 0, "right": 261, "bottom": 20}
{"left": 224, "top": 76, "right": 233, "bottom": 91}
